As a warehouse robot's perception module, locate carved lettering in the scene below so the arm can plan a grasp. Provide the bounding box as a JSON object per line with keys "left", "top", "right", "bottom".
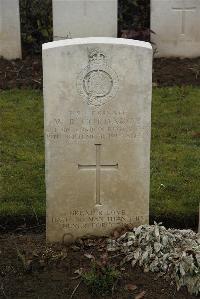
{"left": 46, "top": 110, "right": 150, "bottom": 144}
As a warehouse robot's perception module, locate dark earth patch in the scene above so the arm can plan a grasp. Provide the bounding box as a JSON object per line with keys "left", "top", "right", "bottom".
{"left": 153, "top": 58, "right": 200, "bottom": 87}
{"left": 0, "top": 233, "right": 197, "bottom": 298}
{"left": 0, "top": 56, "right": 42, "bottom": 90}
{"left": 0, "top": 56, "right": 200, "bottom": 90}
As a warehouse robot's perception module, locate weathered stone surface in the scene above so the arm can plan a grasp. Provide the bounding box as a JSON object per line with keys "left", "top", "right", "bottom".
{"left": 53, "top": 0, "right": 117, "bottom": 40}
{"left": 43, "top": 37, "right": 152, "bottom": 242}
{"left": 0, "top": 0, "right": 21, "bottom": 59}
{"left": 151, "top": 0, "right": 200, "bottom": 57}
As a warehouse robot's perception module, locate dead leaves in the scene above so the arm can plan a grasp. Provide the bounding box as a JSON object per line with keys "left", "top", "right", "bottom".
{"left": 135, "top": 291, "right": 146, "bottom": 299}
{"left": 15, "top": 246, "right": 68, "bottom": 272}
{"left": 84, "top": 253, "right": 95, "bottom": 260}
{"left": 124, "top": 283, "right": 137, "bottom": 291}
{"left": 124, "top": 284, "right": 146, "bottom": 299}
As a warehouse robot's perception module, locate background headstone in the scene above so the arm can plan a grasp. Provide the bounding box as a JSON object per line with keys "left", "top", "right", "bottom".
{"left": 151, "top": 0, "right": 200, "bottom": 57}
{"left": 43, "top": 37, "right": 152, "bottom": 242}
{"left": 0, "top": 0, "right": 21, "bottom": 59}
{"left": 53, "top": 0, "right": 117, "bottom": 40}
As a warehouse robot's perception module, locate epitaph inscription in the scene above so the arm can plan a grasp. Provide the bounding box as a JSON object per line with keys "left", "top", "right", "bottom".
{"left": 52, "top": 209, "right": 146, "bottom": 232}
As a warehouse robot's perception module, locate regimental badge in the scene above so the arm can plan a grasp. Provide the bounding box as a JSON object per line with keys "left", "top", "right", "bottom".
{"left": 77, "top": 48, "right": 119, "bottom": 107}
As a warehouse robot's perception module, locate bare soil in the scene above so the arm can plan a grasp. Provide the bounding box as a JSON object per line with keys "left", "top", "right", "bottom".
{"left": 0, "top": 56, "right": 42, "bottom": 90}
{"left": 0, "top": 56, "right": 200, "bottom": 90}
{"left": 0, "top": 232, "right": 197, "bottom": 299}
{"left": 153, "top": 57, "right": 200, "bottom": 87}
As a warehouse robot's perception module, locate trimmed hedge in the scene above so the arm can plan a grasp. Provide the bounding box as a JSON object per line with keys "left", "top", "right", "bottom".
{"left": 20, "top": 0, "right": 53, "bottom": 54}
{"left": 19, "top": 0, "right": 150, "bottom": 55}
{"left": 119, "top": 0, "right": 150, "bottom": 40}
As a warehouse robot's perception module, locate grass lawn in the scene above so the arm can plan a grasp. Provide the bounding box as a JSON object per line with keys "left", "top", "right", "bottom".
{"left": 0, "top": 87, "right": 199, "bottom": 227}
{"left": 0, "top": 90, "right": 45, "bottom": 217}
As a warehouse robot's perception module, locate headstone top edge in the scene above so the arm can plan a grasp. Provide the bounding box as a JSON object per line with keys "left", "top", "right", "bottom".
{"left": 42, "top": 37, "right": 152, "bottom": 51}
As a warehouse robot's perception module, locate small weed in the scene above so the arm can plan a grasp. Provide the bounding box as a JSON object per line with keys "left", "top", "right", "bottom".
{"left": 82, "top": 262, "right": 120, "bottom": 296}
{"left": 175, "top": 86, "right": 189, "bottom": 101}
{"left": 189, "top": 63, "right": 200, "bottom": 79}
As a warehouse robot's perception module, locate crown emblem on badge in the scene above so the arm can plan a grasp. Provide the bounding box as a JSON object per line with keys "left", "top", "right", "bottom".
{"left": 77, "top": 48, "right": 119, "bottom": 107}
{"left": 88, "top": 49, "right": 106, "bottom": 66}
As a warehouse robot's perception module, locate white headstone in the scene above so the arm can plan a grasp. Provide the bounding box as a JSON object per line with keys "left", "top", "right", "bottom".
{"left": 43, "top": 37, "right": 152, "bottom": 243}
{"left": 151, "top": 0, "right": 200, "bottom": 57}
{"left": 53, "top": 0, "right": 117, "bottom": 40}
{"left": 0, "top": 0, "right": 21, "bottom": 59}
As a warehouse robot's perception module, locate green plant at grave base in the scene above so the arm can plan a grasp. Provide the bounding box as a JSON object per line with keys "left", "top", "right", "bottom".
{"left": 107, "top": 223, "right": 200, "bottom": 296}
{"left": 19, "top": 0, "right": 53, "bottom": 54}
{"left": 82, "top": 263, "right": 120, "bottom": 296}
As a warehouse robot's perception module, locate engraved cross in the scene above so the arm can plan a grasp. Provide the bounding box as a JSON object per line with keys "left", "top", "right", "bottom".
{"left": 78, "top": 144, "right": 118, "bottom": 206}
{"left": 172, "top": 2, "right": 196, "bottom": 35}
